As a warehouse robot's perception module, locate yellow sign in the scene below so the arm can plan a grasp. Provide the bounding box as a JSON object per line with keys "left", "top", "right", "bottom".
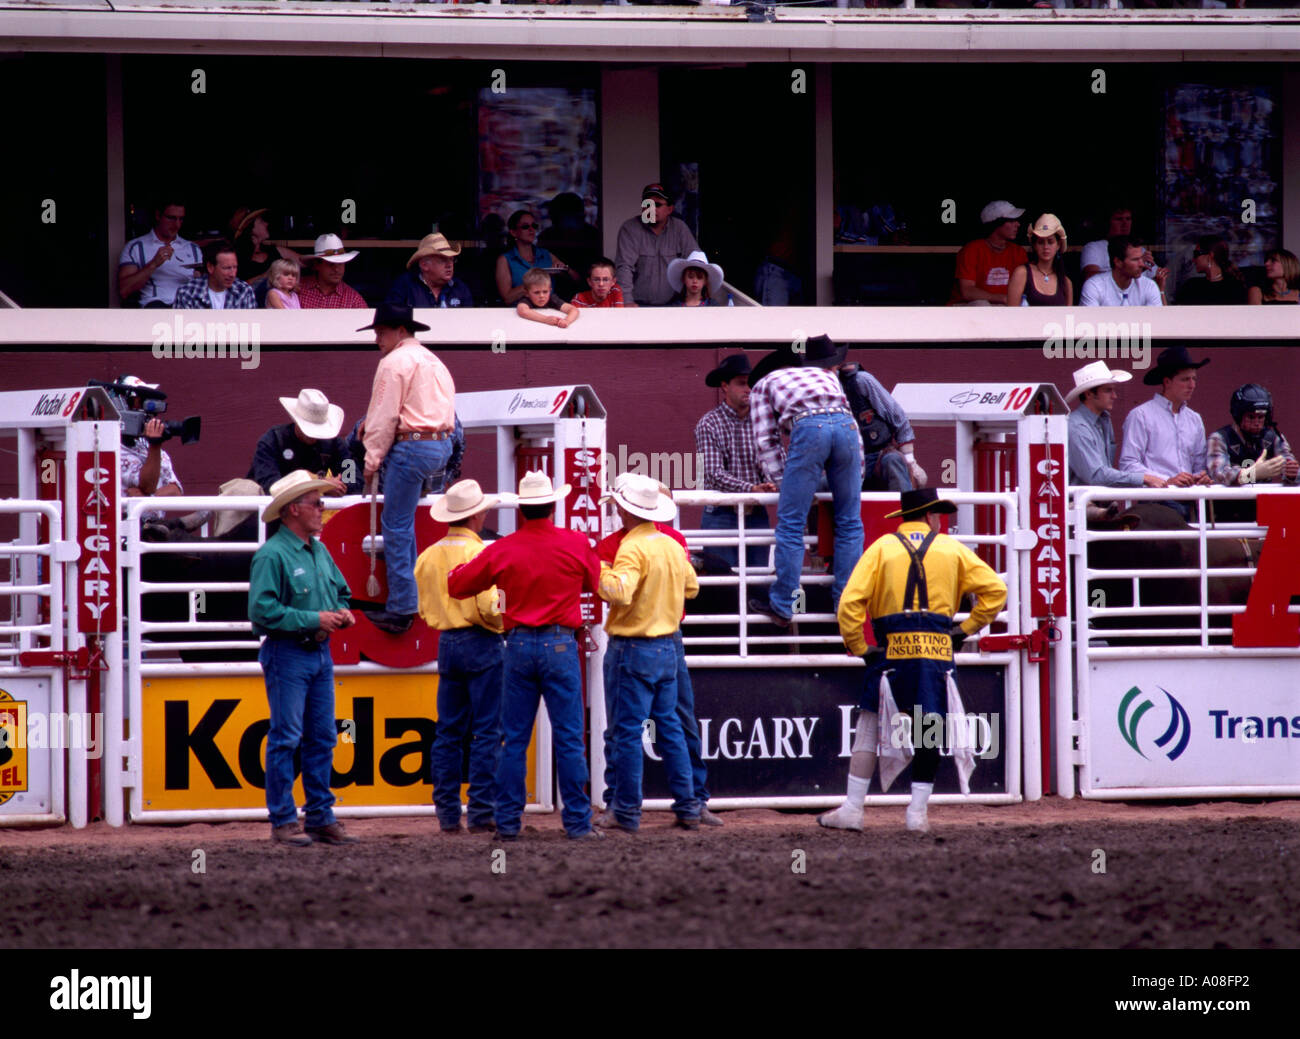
{"left": 885, "top": 631, "right": 952, "bottom": 661}
{"left": 0, "top": 690, "right": 28, "bottom": 805}
{"left": 139, "top": 672, "right": 538, "bottom": 813}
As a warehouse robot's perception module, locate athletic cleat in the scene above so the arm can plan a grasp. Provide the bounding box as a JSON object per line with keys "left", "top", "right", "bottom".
{"left": 816, "top": 804, "right": 864, "bottom": 831}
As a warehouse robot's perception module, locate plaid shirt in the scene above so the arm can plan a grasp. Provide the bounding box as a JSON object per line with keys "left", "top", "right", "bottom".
{"left": 1207, "top": 425, "right": 1298, "bottom": 486}
{"left": 694, "top": 402, "right": 763, "bottom": 492}
{"left": 121, "top": 438, "right": 181, "bottom": 522}
{"left": 173, "top": 277, "right": 257, "bottom": 310}
{"left": 750, "top": 366, "right": 856, "bottom": 483}
{"left": 299, "top": 280, "right": 367, "bottom": 309}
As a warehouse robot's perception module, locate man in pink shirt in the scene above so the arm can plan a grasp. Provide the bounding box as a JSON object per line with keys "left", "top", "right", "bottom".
{"left": 358, "top": 302, "right": 457, "bottom": 633}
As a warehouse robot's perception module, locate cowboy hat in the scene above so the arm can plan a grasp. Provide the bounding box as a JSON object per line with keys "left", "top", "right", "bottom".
{"left": 311, "top": 233, "right": 358, "bottom": 264}
{"left": 514, "top": 470, "right": 571, "bottom": 507}
{"left": 599, "top": 472, "right": 673, "bottom": 505}
{"left": 801, "top": 333, "right": 848, "bottom": 370}
{"left": 604, "top": 473, "right": 676, "bottom": 523}
{"left": 262, "top": 470, "right": 337, "bottom": 523}
{"left": 885, "top": 488, "right": 958, "bottom": 521}
{"left": 212, "top": 478, "right": 264, "bottom": 539}
{"left": 748, "top": 343, "right": 800, "bottom": 388}
{"left": 407, "top": 232, "right": 462, "bottom": 269}
{"left": 667, "top": 250, "right": 724, "bottom": 297}
{"left": 356, "top": 302, "right": 430, "bottom": 333}
{"left": 1143, "top": 346, "right": 1210, "bottom": 386}
{"left": 279, "top": 388, "right": 344, "bottom": 440}
{"left": 233, "top": 207, "right": 268, "bottom": 239}
{"left": 1065, "top": 361, "right": 1132, "bottom": 403}
{"left": 1027, "top": 213, "right": 1067, "bottom": 242}
{"left": 429, "top": 479, "right": 514, "bottom": 523}
{"left": 705, "top": 354, "right": 753, "bottom": 388}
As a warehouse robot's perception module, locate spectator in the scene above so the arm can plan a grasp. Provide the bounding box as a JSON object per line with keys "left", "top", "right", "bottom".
{"left": 1177, "top": 235, "right": 1247, "bottom": 305}
{"left": 247, "top": 389, "right": 359, "bottom": 495}
{"left": 1006, "top": 213, "right": 1072, "bottom": 307}
{"left": 174, "top": 240, "right": 257, "bottom": 310}
{"left": 117, "top": 375, "right": 183, "bottom": 522}
{"left": 1247, "top": 248, "right": 1300, "bottom": 305}
{"left": 837, "top": 361, "right": 923, "bottom": 491}
{"left": 1207, "top": 383, "right": 1299, "bottom": 522}
{"left": 516, "top": 269, "right": 580, "bottom": 328}
{"left": 1080, "top": 204, "right": 1136, "bottom": 280}
{"left": 387, "top": 233, "right": 474, "bottom": 310}
{"left": 1065, "top": 361, "right": 1165, "bottom": 488}
{"left": 615, "top": 182, "right": 700, "bottom": 307}
{"left": 265, "top": 258, "right": 301, "bottom": 309}
{"left": 948, "top": 200, "right": 1028, "bottom": 305}
{"left": 539, "top": 192, "right": 601, "bottom": 285}
{"left": 299, "top": 234, "right": 366, "bottom": 309}
{"left": 666, "top": 251, "right": 724, "bottom": 307}
{"left": 495, "top": 210, "right": 567, "bottom": 306}
{"left": 570, "top": 258, "right": 625, "bottom": 308}
{"left": 231, "top": 208, "right": 301, "bottom": 287}
{"left": 1080, "top": 236, "right": 1166, "bottom": 306}
{"left": 117, "top": 198, "right": 203, "bottom": 307}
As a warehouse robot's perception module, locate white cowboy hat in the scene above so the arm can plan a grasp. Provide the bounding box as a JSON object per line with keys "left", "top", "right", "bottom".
{"left": 514, "top": 470, "right": 571, "bottom": 507}
{"left": 212, "top": 478, "right": 263, "bottom": 538}
{"left": 311, "top": 233, "right": 358, "bottom": 264}
{"left": 666, "top": 250, "right": 724, "bottom": 297}
{"left": 1066, "top": 360, "right": 1133, "bottom": 403}
{"left": 604, "top": 472, "right": 676, "bottom": 523}
{"left": 262, "top": 470, "right": 337, "bottom": 523}
{"left": 429, "top": 479, "right": 514, "bottom": 523}
{"left": 279, "top": 388, "right": 344, "bottom": 440}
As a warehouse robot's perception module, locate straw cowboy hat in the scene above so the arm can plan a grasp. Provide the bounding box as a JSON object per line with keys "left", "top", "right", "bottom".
{"left": 1065, "top": 361, "right": 1132, "bottom": 403}
{"left": 262, "top": 470, "right": 337, "bottom": 523}
{"left": 407, "top": 232, "right": 461, "bottom": 268}
{"left": 1027, "top": 212, "right": 1067, "bottom": 244}
{"left": 232, "top": 207, "right": 268, "bottom": 239}
{"left": 311, "top": 233, "right": 358, "bottom": 264}
{"left": 212, "top": 478, "right": 264, "bottom": 539}
{"left": 885, "top": 488, "right": 958, "bottom": 521}
{"left": 667, "top": 250, "right": 725, "bottom": 297}
{"left": 279, "top": 388, "right": 344, "bottom": 440}
{"left": 514, "top": 470, "right": 571, "bottom": 506}
{"left": 429, "top": 479, "right": 514, "bottom": 523}
{"left": 602, "top": 472, "right": 677, "bottom": 523}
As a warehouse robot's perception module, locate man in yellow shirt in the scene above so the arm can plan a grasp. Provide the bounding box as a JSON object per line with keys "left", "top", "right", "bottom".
{"left": 416, "top": 479, "right": 513, "bottom": 835}
{"left": 597, "top": 474, "right": 701, "bottom": 832}
{"left": 822, "top": 488, "right": 1006, "bottom": 833}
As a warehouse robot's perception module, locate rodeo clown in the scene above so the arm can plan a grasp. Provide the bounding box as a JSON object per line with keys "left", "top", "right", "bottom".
{"left": 819, "top": 488, "right": 1006, "bottom": 833}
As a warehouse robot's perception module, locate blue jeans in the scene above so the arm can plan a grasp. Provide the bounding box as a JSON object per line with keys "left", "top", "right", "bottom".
{"left": 770, "top": 412, "right": 864, "bottom": 619}
{"left": 700, "top": 505, "right": 771, "bottom": 574}
{"left": 258, "top": 639, "right": 338, "bottom": 829}
{"left": 864, "top": 450, "right": 912, "bottom": 492}
{"left": 608, "top": 635, "right": 698, "bottom": 828}
{"left": 431, "top": 626, "right": 504, "bottom": 830}
{"left": 603, "top": 632, "right": 709, "bottom": 806}
{"left": 383, "top": 438, "right": 453, "bottom": 614}
{"left": 496, "top": 627, "right": 591, "bottom": 837}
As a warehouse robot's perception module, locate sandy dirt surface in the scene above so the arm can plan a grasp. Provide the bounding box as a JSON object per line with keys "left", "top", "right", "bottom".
{"left": 2, "top": 798, "right": 1297, "bottom": 949}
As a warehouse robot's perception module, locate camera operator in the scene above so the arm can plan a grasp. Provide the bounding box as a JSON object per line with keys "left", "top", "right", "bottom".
{"left": 117, "top": 375, "right": 184, "bottom": 521}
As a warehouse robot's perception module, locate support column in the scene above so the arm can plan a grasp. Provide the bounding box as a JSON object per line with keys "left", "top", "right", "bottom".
{"left": 600, "top": 67, "right": 660, "bottom": 261}
{"left": 1283, "top": 66, "right": 1300, "bottom": 258}
{"left": 814, "top": 63, "right": 834, "bottom": 306}
{"left": 106, "top": 55, "right": 125, "bottom": 309}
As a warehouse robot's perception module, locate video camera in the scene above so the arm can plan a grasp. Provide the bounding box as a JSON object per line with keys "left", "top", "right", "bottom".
{"left": 87, "top": 379, "right": 201, "bottom": 445}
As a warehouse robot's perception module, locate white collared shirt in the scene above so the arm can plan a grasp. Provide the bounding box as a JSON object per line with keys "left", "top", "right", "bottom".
{"left": 118, "top": 229, "right": 203, "bottom": 306}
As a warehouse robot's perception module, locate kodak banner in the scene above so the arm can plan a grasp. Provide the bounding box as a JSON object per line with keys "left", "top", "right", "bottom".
{"left": 139, "top": 673, "right": 538, "bottom": 813}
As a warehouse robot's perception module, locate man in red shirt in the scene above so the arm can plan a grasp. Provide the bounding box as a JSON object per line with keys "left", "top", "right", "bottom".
{"left": 448, "top": 471, "right": 603, "bottom": 842}
{"left": 299, "top": 233, "right": 367, "bottom": 309}
{"left": 948, "top": 200, "right": 1027, "bottom": 306}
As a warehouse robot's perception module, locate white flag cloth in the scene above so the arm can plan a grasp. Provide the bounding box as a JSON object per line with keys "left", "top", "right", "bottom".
{"left": 947, "top": 671, "right": 977, "bottom": 795}
{"left": 876, "top": 672, "right": 911, "bottom": 793}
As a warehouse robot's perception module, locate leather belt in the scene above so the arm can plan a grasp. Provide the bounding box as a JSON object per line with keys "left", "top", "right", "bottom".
{"left": 394, "top": 429, "right": 451, "bottom": 442}
{"left": 793, "top": 407, "right": 852, "bottom": 422}
{"left": 508, "top": 624, "right": 575, "bottom": 636}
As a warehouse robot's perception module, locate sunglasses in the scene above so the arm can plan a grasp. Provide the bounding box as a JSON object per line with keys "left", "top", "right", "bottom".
{"left": 516, "top": 222, "right": 539, "bottom": 231}
{"left": 296, "top": 498, "right": 325, "bottom": 511}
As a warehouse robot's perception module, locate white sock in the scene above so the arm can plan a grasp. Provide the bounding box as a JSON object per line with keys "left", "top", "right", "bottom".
{"left": 909, "top": 781, "right": 933, "bottom": 814}
{"left": 845, "top": 773, "right": 869, "bottom": 809}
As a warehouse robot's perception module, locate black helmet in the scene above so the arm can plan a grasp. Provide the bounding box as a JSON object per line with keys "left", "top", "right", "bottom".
{"left": 1230, "top": 383, "right": 1273, "bottom": 426}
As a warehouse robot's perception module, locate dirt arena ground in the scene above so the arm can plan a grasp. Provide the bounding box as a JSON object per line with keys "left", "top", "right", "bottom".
{"left": 2, "top": 797, "right": 1297, "bottom": 950}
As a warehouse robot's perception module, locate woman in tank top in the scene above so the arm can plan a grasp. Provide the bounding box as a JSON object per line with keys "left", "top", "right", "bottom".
{"left": 1247, "top": 249, "right": 1300, "bottom": 305}
{"left": 1005, "top": 212, "right": 1071, "bottom": 307}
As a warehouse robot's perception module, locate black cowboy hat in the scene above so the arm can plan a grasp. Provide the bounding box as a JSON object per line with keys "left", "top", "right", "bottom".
{"left": 356, "top": 302, "right": 430, "bottom": 334}
{"left": 1143, "top": 345, "right": 1210, "bottom": 386}
{"left": 802, "top": 333, "right": 848, "bottom": 369}
{"left": 885, "top": 488, "right": 958, "bottom": 520}
{"left": 705, "top": 354, "right": 752, "bottom": 388}
{"left": 748, "top": 344, "right": 799, "bottom": 388}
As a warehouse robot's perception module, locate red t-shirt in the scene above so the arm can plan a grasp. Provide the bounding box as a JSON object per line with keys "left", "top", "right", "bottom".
{"left": 949, "top": 239, "right": 1028, "bottom": 304}
{"left": 571, "top": 286, "right": 625, "bottom": 308}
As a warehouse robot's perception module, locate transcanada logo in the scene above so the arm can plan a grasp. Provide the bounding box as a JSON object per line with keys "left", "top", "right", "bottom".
{"left": 1118, "top": 686, "right": 1190, "bottom": 761}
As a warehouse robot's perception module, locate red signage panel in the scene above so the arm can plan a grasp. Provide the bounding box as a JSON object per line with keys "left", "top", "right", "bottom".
{"left": 76, "top": 452, "right": 118, "bottom": 633}
{"left": 1027, "top": 442, "right": 1067, "bottom": 619}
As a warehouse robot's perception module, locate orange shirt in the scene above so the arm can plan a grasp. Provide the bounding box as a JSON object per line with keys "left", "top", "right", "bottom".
{"left": 362, "top": 338, "right": 456, "bottom": 472}
{"left": 949, "top": 239, "right": 1028, "bottom": 304}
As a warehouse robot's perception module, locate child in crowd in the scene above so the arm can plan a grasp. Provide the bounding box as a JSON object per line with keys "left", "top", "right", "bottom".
{"left": 666, "top": 250, "right": 724, "bottom": 307}
{"left": 571, "top": 258, "right": 625, "bottom": 308}
{"left": 265, "top": 258, "right": 301, "bottom": 309}
{"left": 516, "top": 268, "right": 580, "bottom": 328}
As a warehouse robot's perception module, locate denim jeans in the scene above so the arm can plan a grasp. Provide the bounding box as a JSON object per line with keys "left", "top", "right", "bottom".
{"left": 431, "top": 626, "right": 505, "bottom": 830}
{"left": 700, "top": 504, "right": 772, "bottom": 574}
{"left": 608, "top": 635, "right": 698, "bottom": 828}
{"left": 383, "top": 438, "right": 453, "bottom": 614}
{"left": 770, "top": 412, "right": 864, "bottom": 619}
{"left": 864, "top": 449, "right": 913, "bottom": 492}
{"left": 259, "top": 639, "right": 338, "bottom": 829}
{"left": 602, "top": 633, "right": 709, "bottom": 807}
{"left": 496, "top": 627, "right": 591, "bottom": 837}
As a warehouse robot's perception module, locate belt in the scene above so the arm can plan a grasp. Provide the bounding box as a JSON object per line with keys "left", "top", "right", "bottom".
{"left": 507, "top": 624, "right": 575, "bottom": 635}
{"left": 793, "top": 407, "right": 852, "bottom": 422}
{"left": 394, "top": 429, "right": 451, "bottom": 442}
{"left": 266, "top": 630, "right": 329, "bottom": 648}
{"left": 440, "top": 625, "right": 504, "bottom": 639}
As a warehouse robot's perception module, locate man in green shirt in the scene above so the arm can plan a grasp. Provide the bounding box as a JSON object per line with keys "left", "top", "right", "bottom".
{"left": 249, "top": 470, "right": 358, "bottom": 847}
